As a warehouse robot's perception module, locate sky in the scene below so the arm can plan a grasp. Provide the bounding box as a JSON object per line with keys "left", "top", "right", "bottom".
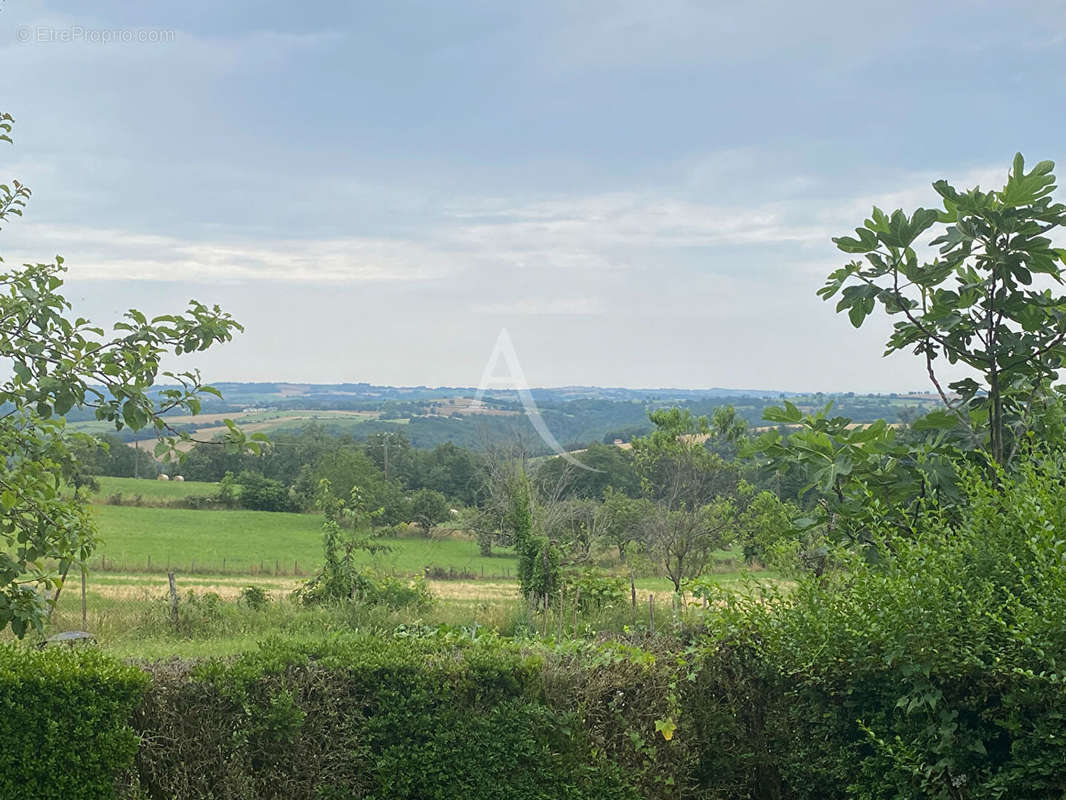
{"left": 1, "top": 0, "right": 1064, "bottom": 392}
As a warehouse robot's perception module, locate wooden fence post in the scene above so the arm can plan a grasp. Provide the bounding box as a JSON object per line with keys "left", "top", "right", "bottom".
{"left": 573, "top": 588, "right": 580, "bottom": 635}
{"left": 648, "top": 594, "right": 655, "bottom": 634}
{"left": 167, "top": 570, "right": 179, "bottom": 630}
{"left": 81, "top": 567, "right": 87, "bottom": 630}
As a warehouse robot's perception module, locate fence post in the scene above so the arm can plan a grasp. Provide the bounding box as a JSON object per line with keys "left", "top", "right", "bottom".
{"left": 573, "top": 588, "right": 580, "bottom": 635}
{"left": 648, "top": 594, "right": 655, "bottom": 634}
{"left": 81, "top": 567, "right": 87, "bottom": 630}
{"left": 167, "top": 570, "right": 179, "bottom": 630}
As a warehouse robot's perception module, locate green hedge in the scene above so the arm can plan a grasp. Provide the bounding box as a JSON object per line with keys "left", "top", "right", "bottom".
{"left": 0, "top": 645, "right": 148, "bottom": 800}
{"left": 125, "top": 635, "right": 670, "bottom": 800}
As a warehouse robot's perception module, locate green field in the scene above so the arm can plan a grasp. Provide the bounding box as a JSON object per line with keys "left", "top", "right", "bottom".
{"left": 91, "top": 476, "right": 222, "bottom": 501}
{"left": 90, "top": 504, "right": 519, "bottom": 577}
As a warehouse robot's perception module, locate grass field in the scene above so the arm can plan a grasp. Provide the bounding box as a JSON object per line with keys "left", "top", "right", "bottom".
{"left": 90, "top": 503, "right": 520, "bottom": 577}
{"left": 0, "top": 494, "right": 785, "bottom": 659}
{"left": 91, "top": 475, "right": 222, "bottom": 501}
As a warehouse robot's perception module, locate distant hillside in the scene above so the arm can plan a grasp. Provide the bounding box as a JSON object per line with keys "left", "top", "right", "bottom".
{"left": 60, "top": 383, "right": 942, "bottom": 455}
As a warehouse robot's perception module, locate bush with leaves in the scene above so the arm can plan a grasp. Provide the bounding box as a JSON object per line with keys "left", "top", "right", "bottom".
{"left": 231, "top": 470, "right": 297, "bottom": 512}
{"left": 561, "top": 567, "right": 628, "bottom": 610}
{"left": 126, "top": 635, "right": 651, "bottom": 800}
{"left": 292, "top": 480, "right": 432, "bottom": 609}
{"left": 408, "top": 487, "right": 450, "bottom": 535}
{"left": 505, "top": 471, "right": 560, "bottom": 606}
{"left": 744, "top": 402, "right": 962, "bottom": 562}
{"left": 0, "top": 644, "right": 149, "bottom": 800}
{"left": 689, "top": 452, "right": 1066, "bottom": 799}
{"left": 239, "top": 585, "right": 269, "bottom": 611}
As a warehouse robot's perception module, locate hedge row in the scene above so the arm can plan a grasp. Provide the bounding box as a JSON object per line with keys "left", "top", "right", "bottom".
{"left": 122, "top": 634, "right": 670, "bottom": 800}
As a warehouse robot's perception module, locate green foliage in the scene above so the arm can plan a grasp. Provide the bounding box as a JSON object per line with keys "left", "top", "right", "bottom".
{"left": 821, "top": 154, "right": 1066, "bottom": 466}
{"left": 231, "top": 471, "right": 297, "bottom": 512}
{"left": 0, "top": 644, "right": 148, "bottom": 799}
{"left": 238, "top": 585, "right": 269, "bottom": 611}
{"left": 730, "top": 482, "right": 798, "bottom": 568}
{"left": 408, "top": 487, "right": 450, "bottom": 535}
{"left": 688, "top": 455, "right": 1066, "bottom": 798}
{"left": 630, "top": 408, "right": 742, "bottom": 590}
{"left": 597, "top": 486, "right": 655, "bottom": 561}
{"left": 505, "top": 471, "right": 560, "bottom": 604}
{"left": 128, "top": 636, "right": 645, "bottom": 800}
{"left": 0, "top": 111, "right": 243, "bottom": 635}
{"left": 293, "top": 481, "right": 432, "bottom": 609}
{"left": 535, "top": 441, "right": 640, "bottom": 499}
{"left": 71, "top": 434, "right": 158, "bottom": 479}
{"left": 561, "top": 567, "right": 628, "bottom": 609}
{"left": 745, "top": 401, "right": 962, "bottom": 559}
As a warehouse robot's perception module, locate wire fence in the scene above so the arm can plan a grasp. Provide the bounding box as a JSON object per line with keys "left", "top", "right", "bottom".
{"left": 86, "top": 554, "right": 517, "bottom": 581}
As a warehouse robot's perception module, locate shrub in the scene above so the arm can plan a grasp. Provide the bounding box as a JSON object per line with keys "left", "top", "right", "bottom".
{"left": 562, "top": 567, "right": 628, "bottom": 609}
{"left": 686, "top": 455, "right": 1066, "bottom": 799}
{"left": 0, "top": 644, "right": 148, "bottom": 800}
{"left": 174, "top": 494, "right": 222, "bottom": 510}
{"left": 126, "top": 636, "right": 647, "bottom": 800}
{"left": 296, "top": 570, "right": 434, "bottom": 611}
{"left": 239, "top": 585, "right": 269, "bottom": 611}
{"left": 409, "top": 487, "right": 450, "bottom": 535}
{"left": 233, "top": 471, "right": 297, "bottom": 512}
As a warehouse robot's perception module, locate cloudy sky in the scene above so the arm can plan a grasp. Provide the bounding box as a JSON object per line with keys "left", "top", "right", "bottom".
{"left": 2, "top": 1, "right": 1064, "bottom": 391}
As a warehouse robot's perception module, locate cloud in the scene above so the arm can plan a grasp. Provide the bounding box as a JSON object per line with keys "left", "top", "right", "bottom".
{"left": 3, "top": 223, "right": 457, "bottom": 283}
{"left": 4, "top": 159, "right": 1014, "bottom": 288}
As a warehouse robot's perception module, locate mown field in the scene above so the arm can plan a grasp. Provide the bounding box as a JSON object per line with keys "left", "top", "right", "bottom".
{"left": 90, "top": 475, "right": 223, "bottom": 501}
{"left": 68, "top": 409, "right": 381, "bottom": 453}
{"left": 90, "top": 503, "right": 520, "bottom": 578}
